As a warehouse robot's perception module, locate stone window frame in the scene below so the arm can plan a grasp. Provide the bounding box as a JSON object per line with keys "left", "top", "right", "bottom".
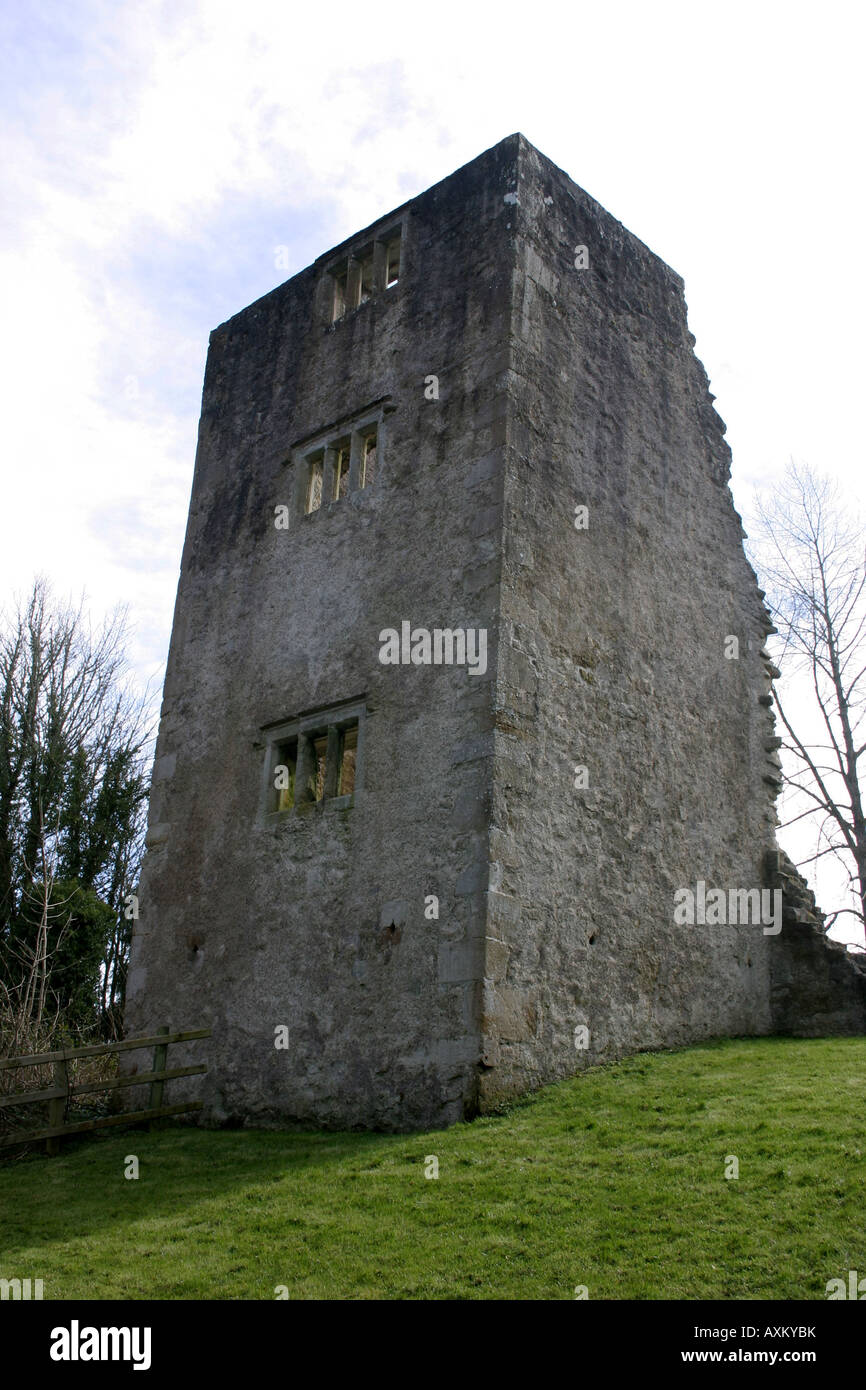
{"left": 260, "top": 697, "right": 366, "bottom": 822}
{"left": 324, "top": 218, "right": 405, "bottom": 324}
{"left": 290, "top": 402, "right": 390, "bottom": 520}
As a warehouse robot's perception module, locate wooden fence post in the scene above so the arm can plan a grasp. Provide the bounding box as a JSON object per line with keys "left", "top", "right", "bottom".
{"left": 149, "top": 1026, "right": 169, "bottom": 1131}
{"left": 46, "top": 1057, "right": 68, "bottom": 1156}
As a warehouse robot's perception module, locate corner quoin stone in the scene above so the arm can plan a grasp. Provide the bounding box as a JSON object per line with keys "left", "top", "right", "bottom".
{"left": 123, "top": 133, "right": 866, "bottom": 1131}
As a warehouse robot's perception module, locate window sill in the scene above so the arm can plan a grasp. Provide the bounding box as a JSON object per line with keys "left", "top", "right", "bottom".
{"left": 265, "top": 793, "right": 355, "bottom": 825}
{"left": 326, "top": 282, "right": 401, "bottom": 330}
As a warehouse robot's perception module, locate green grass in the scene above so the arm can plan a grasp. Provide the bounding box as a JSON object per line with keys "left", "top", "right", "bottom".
{"left": 1, "top": 1037, "right": 864, "bottom": 1300}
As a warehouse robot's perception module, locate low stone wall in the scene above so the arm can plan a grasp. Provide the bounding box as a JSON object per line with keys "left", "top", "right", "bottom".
{"left": 766, "top": 849, "right": 866, "bottom": 1035}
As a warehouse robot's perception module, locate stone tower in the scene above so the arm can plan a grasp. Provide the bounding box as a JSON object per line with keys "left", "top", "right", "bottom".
{"left": 124, "top": 134, "right": 866, "bottom": 1130}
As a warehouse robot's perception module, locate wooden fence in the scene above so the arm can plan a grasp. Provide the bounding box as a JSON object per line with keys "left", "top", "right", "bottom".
{"left": 0, "top": 1027, "right": 211, "bottom": 1155}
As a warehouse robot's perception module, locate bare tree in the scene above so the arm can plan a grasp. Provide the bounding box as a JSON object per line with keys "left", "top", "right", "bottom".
{"left": 749, "top": 463, "right": 866, "bottom": 939}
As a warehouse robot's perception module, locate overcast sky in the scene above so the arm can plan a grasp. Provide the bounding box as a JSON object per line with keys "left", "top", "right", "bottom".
{"left": 2, "top": 1, "right": 864, "bottom": 935}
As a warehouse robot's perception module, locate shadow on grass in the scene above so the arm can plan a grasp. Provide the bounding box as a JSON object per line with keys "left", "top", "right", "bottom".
{"left": 0, "top": 1121, "right": 431, "bottom": 1247}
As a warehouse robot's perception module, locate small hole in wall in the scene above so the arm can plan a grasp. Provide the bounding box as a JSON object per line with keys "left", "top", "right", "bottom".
{"left": 588, "top": 933, "right": 596, "bottom": 945}
{"left": 747, "top": 956, "right": 752, "bottom": 967}
{"left": 377, "top": 918, "right": 403, "bottom": 949}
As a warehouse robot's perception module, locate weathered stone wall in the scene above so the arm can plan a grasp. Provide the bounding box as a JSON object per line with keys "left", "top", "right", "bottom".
{"left": 766, "top": 850, "right": 866, "bottom": 1035}
{"left": 124, "top": 140, "right": 524, "bottom": 1129}
{"left": 482, "top": 137, "right": 787, "bottom": 1103}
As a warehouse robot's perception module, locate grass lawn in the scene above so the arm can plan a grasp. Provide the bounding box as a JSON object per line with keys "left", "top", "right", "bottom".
{"left": 1, "top": 1036, "right": 863, "bottom": 1300}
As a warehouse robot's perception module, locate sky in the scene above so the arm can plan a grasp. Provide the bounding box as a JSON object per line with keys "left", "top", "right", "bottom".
{"left": 1, "top": 0, "right": 864, "bottom": 937}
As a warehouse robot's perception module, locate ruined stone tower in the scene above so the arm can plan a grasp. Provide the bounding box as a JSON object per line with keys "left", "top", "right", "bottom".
{"left": 124, "top": 134, "right": 866, "bottom": 1130}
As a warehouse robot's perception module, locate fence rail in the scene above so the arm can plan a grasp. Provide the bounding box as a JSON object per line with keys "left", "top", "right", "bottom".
{"left": 0, "top": 1026, "right": 211, "bottom": 1154}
